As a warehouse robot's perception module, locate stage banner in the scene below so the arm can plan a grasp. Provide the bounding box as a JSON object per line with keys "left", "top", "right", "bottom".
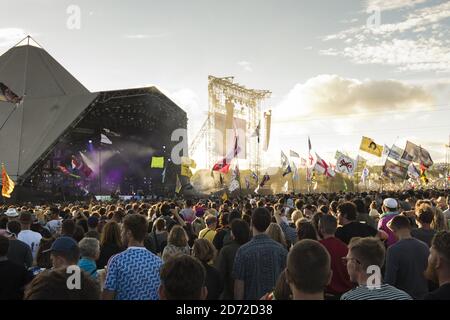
{"left": 151, "top": 156, "right": 164, "bottom": 168}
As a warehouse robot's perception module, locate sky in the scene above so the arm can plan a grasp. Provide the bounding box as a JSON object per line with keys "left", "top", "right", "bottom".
{"left": 1, "top": 0, "right": 449, "bottom": 169}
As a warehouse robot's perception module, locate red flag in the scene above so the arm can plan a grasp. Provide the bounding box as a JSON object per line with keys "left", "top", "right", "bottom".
{"left": 212, "top": 136, "right": 240, "bottom": 174}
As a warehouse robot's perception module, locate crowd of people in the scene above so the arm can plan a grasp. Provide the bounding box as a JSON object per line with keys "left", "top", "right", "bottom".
{"left": 0, "top": 189, "right": 449, "bottom": 300}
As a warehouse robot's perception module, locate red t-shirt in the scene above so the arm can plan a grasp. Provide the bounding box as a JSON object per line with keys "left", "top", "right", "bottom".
{"left": 319, "top": 237, "right": 354, "bottom": 295}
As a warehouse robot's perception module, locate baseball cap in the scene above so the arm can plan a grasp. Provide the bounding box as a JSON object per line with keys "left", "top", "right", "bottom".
{"left": 43, "top": 236, "right": 78, "bottom": 254}
{"left": 4, "top": 208, "right": 19, "bottom": 218}
{"left": 383, "top": 198, "right": 398, "bottom": 210}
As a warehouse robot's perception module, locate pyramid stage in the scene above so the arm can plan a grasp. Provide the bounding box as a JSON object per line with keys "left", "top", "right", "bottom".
{"left": 0, "top": 37, "right": 187, "bottom": 202}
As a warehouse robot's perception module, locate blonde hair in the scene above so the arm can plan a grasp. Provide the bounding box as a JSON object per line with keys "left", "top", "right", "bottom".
{"left": 266, "top": 223, "right": 287, "bottom": 248}
{"left": 168, "top": 225, "right": 189, "bottom": 247}
{"left": 192, "top": 238, "right": 216, "bottom": 263}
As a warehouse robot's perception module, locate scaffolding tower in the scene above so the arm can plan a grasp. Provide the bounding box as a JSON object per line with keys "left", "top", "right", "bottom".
{"left": 206, "top": 76, "right": 271, "bottom": 175}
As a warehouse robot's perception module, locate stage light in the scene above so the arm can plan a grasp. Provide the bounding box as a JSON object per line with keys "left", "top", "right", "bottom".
{"left": 88, "top": 140, "right": 93, "bottom": 144}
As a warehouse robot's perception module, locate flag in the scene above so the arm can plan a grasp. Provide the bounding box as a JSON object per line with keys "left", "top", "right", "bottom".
{"left": 251, "top": 122, "right": 260, "bottom": 143}
{"left": 356, "top": 156, "right": 367, "bottom": 172}
{"left": 1, "top": 165, "right": 15, "bottom": 198}
{"left": 181, "top": 164, "right": 193, "bottom": 178}
{"left": 314, "top": 153, "right": 335, "bottom": 177}
{"left": 71, "top": 155, "right": 92, "bottom": 177}
{"left": 229, "top": 179, "right": 240, "bottom": 192}
{"left": 402, "top": 141, "right": 433, "bottom": 168}
{"left": 281, "top": 151, "right": 292, "bottom": 176}
{"left": 387, "top": 145, "right": 404, "bottom": 162}
{"left": 343, "top": 179, "right": 348, "bottom": 192}
{"left": 292, "top": 161, "right": 299, "bottom": 181}
{"left": 151, "top": 156, "right": 164, "bottom": 168}
{"left": 103, "top": 128, "right": 120, "bottom": 137}
{"left": 300, "top": 158, "right": 307, "bottom": 168}
{"left": 290, "top": 150, "right": 300, "bottom": 158}
{"left": 311, "top": 172, "right": 318, "bottom": 190}
{"left": 181, "top": 156, "right": 197, "bottom": 169}
{"left": 0, "top": 82, "right": 22, "bottom": 104}
{"left": 260, "top": 173, "right": 270, "bottom": 187}
{"left": 335, "top": 150, "right": 345, "bottom": 160}
{"left": 221, "top": 192, "right": 228, "bottom": 201}
{"left": 308, "top": 136, "right": 312, "bottom": 152}
{"left": 383, "top": 145, "right": 390, "bottom": 157}
{"left": 57, "top": 165, "right": 80, "bottom": 179}
{"left": 383, "top": 159, "right": 408, "bottom": 178}
{"left": 100, "top": 134, "right": 112, "bottom": 145}
{"left": 283, "top": 180, "right": 289, "bottom": 193}
{"left": 360, "top": 136, "right": 383, "bottom": 157}
{"left": 229, "top": 165, "right": 240, "bottom": 192}
{"left": 407, "top": 163, "right": 420, "bottom": 179}
{"left": 212, "top": 136, "right": 240, "bottom": 173}
{"left": 361, "top": 167, "right": 369, "bottom": 183}
{"left": 251, "top": 171, "right": 258, "bottom": 182}
{"left": 419, "top": 163, "right": 429, "bottom": 184}
{"left": 175, "top": 175, "right": 182, "bottom": 194}
{"left": 335, "top": 154, "right": 357, "bottom": 176}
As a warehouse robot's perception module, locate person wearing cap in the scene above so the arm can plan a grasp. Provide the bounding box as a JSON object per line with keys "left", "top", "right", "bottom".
{"left": 17, "top": 211, "right": 42, "bottom": 260}
{"left": 0, "top": 235, "right": 33, "bottom": 300}
{"left": 6, "top": 220, "right": 33, "bottom": 268}
{"left": 378, "top": 198, "right": 400, "bottom": 247}
{"left": 45, "top": 236, "right": 80, "bottom": 269}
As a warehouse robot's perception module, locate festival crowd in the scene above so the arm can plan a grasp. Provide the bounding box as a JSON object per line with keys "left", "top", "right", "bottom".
{"left": 0, "top": 189, "right": 449, "bottom": 300}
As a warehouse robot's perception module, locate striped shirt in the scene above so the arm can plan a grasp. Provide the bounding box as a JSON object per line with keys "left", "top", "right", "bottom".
{"left": 341, "top": 283, "right": 412, "bottom": 300}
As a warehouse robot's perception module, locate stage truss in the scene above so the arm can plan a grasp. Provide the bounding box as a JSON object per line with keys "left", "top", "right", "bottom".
{"left": 206, "top": 76, "right": 271, "bottom": 174}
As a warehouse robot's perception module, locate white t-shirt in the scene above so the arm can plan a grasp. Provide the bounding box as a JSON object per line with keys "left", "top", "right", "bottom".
{"left": 18, "top": 230, "right": 42, "bottom": 259}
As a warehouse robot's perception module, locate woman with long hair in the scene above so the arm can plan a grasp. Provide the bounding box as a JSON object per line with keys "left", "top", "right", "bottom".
{"left": 266, "top": 223, "right": 288, "bottom": 249}
{"left": 162, "top": 225, "right": 191, "bottom": 263}
{"left": 96, "top": 221, "right": 123, "bottom": 269}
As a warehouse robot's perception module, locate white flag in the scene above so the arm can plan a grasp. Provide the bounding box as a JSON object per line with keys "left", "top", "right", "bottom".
{"left": 335, "top": 154, "right": 357, "bottom": 176}
{"left": 101, "top": 133, "right": 112, "bottom": 145}
{"left": 283, "top": 180, "right": 289, "bottom": 193}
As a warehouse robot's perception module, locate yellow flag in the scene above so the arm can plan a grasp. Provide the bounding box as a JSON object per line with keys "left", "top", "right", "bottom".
{"left": 181, "top": 156, "right": 197, "bottom": 169}
{"left": 175, "top": 175, "right": 182, "bottom": 194}
{"left": 360, "top": 136, "right": 383, "bottom": 157}
{"left": 222, "top": 192, "right": 228, "bottom": 201}
{"left": 180, "top": 164, "right": 192, "bottom": 178}
{"left": 150, "top": 157, "right": 164, "bottom": 168}
{"left": 2, "top": 164, "right": 15, "bottom": 198}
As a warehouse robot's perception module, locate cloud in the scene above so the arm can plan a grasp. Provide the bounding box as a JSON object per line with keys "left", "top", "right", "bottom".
{"left": 274, "top": 74, "right": 434, "bottom": 120}
{"left": 163, "top": 88, "right": 207, "bottom": 140}
{"left": 365, "top": 0, "right": 429, "bottom": 12}
{"left": 0, "top": 28, "right": 26, "bottom": 47}
{"left": 321, "top": 2, "right": 450, "bottom": 72}
{"left": 322, "top": 38, "right": 450, "bottom": 72}
{"left": 237, "top": 61, "right": 253, "bottom": 72}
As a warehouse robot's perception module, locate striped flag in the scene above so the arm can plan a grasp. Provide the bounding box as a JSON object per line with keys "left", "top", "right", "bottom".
{"left": 1, "top": 164, "right": 15, "bottom": 198}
